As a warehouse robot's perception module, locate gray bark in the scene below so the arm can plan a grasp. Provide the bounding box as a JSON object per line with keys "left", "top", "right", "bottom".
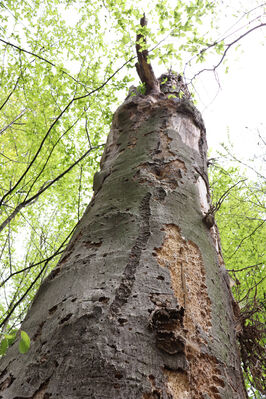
{"left": 0, "top": 81, "right": 247, "bottom": 398}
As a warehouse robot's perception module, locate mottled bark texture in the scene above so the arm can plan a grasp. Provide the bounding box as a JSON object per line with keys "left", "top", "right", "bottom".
{"left": 0, "top": 76, "right": 247, "bottom": 399}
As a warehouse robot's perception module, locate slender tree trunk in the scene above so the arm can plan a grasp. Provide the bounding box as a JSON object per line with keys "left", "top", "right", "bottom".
{"left": 0, "top": 79, "right": 247, "bottom": 398}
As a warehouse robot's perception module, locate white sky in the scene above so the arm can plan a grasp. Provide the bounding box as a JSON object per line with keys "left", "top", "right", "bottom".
{"left": 198, "top": 27, "right": 266, "bottom": 162}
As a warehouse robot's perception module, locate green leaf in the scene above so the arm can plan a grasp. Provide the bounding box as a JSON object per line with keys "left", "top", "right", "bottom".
{"left": 0, "top": 338, "right": 8, "bottom": 355}
{"left": 18, "top": 331, "right": 31, "bottom": 354}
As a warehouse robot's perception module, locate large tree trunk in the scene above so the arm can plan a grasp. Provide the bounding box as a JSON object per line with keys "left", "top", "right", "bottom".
{"left": 0, "top": 81, "right": 247, "bottom": 398}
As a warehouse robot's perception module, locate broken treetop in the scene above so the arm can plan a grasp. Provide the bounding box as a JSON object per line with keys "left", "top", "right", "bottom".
{"left": 135, "top": 15, "right": 190, "bottom": 100}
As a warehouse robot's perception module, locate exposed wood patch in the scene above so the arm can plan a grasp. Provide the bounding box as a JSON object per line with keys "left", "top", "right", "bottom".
{"left": 0, "top": 374, "right": 15, "bottom": 391}
{"left": 174, "top": 116, "right": 201, "bottom": 153}
{"left": 157, "top": 131, "right": 175, "bottom": 159}
{"left": 155, "top": 224, "right": 212, "bottom": 335}
{"left": 155, "top": 225, "right": 228, "bottom": 398}
{"left": 31, "top": 378, "right": 51, "bottom": 399}
{"left": 137, "top": 160, "right": 186, "bottom": 189}
{"left": 164, "top": 369, "right": 190, "bottom": 399}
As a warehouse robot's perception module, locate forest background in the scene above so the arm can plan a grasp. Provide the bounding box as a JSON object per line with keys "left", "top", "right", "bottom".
{"left": 0, "top": 0, "right": 265, "bottom": 397}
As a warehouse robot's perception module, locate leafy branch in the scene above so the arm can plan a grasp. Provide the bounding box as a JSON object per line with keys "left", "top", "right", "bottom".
{"left": 0, "top": 144, "right": 104, "bottom": 233}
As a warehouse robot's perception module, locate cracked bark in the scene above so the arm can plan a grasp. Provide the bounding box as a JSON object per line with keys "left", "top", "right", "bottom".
{"left": 0, "top": 78, "right": 247, "bottom": 398}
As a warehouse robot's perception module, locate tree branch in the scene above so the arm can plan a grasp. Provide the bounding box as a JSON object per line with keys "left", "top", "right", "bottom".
{"left": 228, "top": 220, "right": 265, "bottom": 260}
{"left": 0, "top": 223, "right": 77, "bottom": 330}
{"left": 135, "top": 15, "right": 160, "bottom": 94}
{"left": 0, "top": 108, "right": 27, "bottom": 136}
{"left": 227, "top": 262, "right": 263, "bottom": 273}
{"left": 0, "top": 38, "right": 86, "bottom": 88}
{"left": 190, "top": 22, "right": 266, "bottom": 82}
{"left": 0, "top": 55, "right": 135, "bottom": 208}
{"left": 0, "top": 75, "right": 21, "bottom": 112}
{"left": 0, "top": 145, "right": 104, "bottom": 233}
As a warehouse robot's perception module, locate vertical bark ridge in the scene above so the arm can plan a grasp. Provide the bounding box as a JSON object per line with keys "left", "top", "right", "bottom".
{"left": 110, "top": 192, "right": 151, "bottom": 315}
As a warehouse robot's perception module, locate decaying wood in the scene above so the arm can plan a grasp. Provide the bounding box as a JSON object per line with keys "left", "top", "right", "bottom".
{"left": 135, "top": 14, "right": 160, "bottom": 94}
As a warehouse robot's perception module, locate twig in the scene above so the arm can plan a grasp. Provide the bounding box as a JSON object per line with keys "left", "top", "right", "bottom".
{"left": 0, "top": 249, "right": 64, "bottom": 288}
{"left": 0, "top": 38, "right": 86, "bottom": 88}
{"left": 227, "top": 263, "right": 263, "bottom": 273}
{"left": 0, "top": 145, "right": 104, "bottom": 233}
{"left": 0, "top": 223, "right": 77, "bottom": 329}
{"left": 0, "top": 109, "right": 27, "bottom": 136}
{"left": 190, "top": 23, "right": 266, "bottom": 82}
{"left": 228, "top": 220, "right": 265, "bottom": 260}
{"left": 0, "top": 55, "right": 135, "bottom": 209}
{"left": 239, "top": 275, "right": 266, "bottom": 303}
{"left": 214, "top": 179, "right": 247, "bottom": 212}
{"left": 0, "top": 75, "right": 21, "bottom": 112}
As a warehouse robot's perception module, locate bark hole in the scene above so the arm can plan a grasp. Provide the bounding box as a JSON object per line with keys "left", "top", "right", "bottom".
{"left": 32, "top": 320, "right": 46, "bottom": 342}
{"left": 59, "top": 313, "right": 72, "bottom": 324}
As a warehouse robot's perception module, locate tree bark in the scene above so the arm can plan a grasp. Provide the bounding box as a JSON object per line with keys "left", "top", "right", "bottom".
{"left": 0, "top": 81, "right": 247, "bottom": 398}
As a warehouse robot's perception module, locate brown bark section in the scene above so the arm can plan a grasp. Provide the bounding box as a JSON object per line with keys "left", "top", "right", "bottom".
{"left": 0, "top": 81, "right": 247, "bottom": 398}
{"left": 135, "top": 15, "right": 160, "bottom": 94}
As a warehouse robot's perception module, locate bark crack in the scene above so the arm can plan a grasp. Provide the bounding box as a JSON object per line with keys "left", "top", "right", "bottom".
{"left": 110, "top": 193, "right": 151, "bottom": 315}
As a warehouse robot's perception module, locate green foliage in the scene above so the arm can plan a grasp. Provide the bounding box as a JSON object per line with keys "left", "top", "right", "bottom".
{"left": 18, "top": 330, "right": 30, "bottom": 354}
{"left": 210, "top": 165, "right": 265, "bottom": 306}
{"left": 0, "top": 331, "right": 16, "bottom": 356}
{"left": 136, "top": 82, "right": 146, "bottom": 94}
{"left": 209, "top": 162, "right": 265, "bottom": 397}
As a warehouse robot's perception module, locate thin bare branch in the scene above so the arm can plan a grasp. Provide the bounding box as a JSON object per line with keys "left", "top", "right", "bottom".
{"left": 227, "top": 263, "right": 263, "bottom": 273}
{"left": 0, "top": 108, "right": 27, "bottom": 136}
{"left": 0, "top": 222, "right": 77, "bottom": 329}
{"left": 228, "top": 220, "right": 265, "bottom": 260}
{"left": 0, "top": 38, "right": 86, "bottom": 88}
{"left": 0, "top": 249, "right": 64, "bottom": 288}
{"left": 239, "top": 275, "right": 266, "bottom": 303}
{"left": 0, "top": 144, "right": 103, "bottom": 233}
{"left": 214, "top": 179, "right": 247, "bottom": 212}
{"left": 190, "top": 23, "right": 266, "bottom": 82}
{"left": 0, "top": 75, "right": 21, "bottom": 112}
{"left": 0, "top": 55, "right": 135, "bottom": 208}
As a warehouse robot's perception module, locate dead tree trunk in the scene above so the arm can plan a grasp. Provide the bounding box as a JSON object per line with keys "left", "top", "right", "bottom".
{"left": 0, "top": 75, "right": 247, "bottom": 398}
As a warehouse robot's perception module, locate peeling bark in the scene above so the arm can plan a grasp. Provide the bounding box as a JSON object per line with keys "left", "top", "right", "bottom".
{"left": 0, "top": 80, "right": 247, "bottom": 398}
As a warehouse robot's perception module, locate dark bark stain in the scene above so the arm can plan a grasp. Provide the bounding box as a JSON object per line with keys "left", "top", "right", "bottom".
{"left": 32, "top": 320, "right": 46, "bottom": 342}
{"left": 150, "top": 306, "right": 188, "bottom": 372}
{"left": 110, "top": 193, "right": 151, "bottom": 315}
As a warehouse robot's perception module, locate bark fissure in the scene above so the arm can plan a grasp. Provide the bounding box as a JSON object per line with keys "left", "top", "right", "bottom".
{"left": 110, "top": 192, "right": 151, "bottom": 315}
